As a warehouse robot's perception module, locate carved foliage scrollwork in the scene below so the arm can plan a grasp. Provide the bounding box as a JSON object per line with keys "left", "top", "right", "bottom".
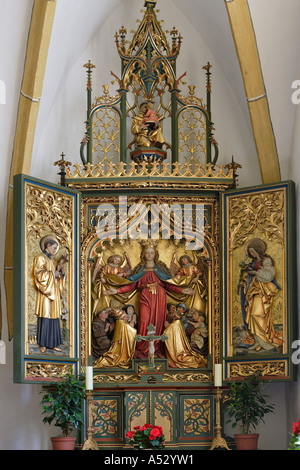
{"left": 228, "top": 360, "right": 287, "bottom": 379}
{"left": 25, "top": 362, "right": 74, "bottom": 379}
{"left": 228, "top": 189, "right": 285, "bottom": 251}
{"left": 26, "top": 184, "right": 74, "bottom": 250}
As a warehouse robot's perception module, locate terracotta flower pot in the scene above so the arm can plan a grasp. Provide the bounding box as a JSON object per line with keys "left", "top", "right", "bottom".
{"left": 234, "top": 433, "right": 259, "bottom": 450}
{"left": 50, "top": 436, "right": 76, "bottom": 450}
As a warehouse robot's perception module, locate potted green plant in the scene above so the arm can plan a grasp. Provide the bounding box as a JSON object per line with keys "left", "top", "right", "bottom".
{"left": 225, "top": 374, "right": 275, "bottom": 450}
{"left": 126, "top": 424, "right": 166, "bottom": 450}
{"left": 40, "top": 373, "right": 85, "bottom": 450}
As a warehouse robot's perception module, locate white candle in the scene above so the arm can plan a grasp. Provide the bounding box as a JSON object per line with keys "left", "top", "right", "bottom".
{"left": 0, "top": 341, "right": 6, "bottom": 364}
{"left": 214, "top": 363, "right": 222, "bottom": 387}
{"left": 85, "top": 366, "right": 93, "bottom": 390}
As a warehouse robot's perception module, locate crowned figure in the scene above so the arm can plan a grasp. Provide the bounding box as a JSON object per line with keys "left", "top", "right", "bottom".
{"left": 103, "top": 240, "right": 195, "bottom": 359}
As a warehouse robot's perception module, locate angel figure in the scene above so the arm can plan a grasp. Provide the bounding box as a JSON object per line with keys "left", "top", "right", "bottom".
{"left": 91, "top": 251, "right": 132, "bottom": 315}
{"left": 168, "top": 252, "right": 208, "bottom": 315}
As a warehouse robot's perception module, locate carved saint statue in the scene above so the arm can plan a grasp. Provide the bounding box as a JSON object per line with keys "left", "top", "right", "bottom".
{"left": 91, "top": 307, "right": 115, "bottom": 359}
{"left": 131, "top": 101, "right": 166, "bottom": 149}
{"left": 94, "top": 306, "right": 137, "bottom": 369}
{"left": 32, "top": 235, "right": 68, "bottom": 353}
{"left": 238, "top": 238, "right": 283, "bottom": 352}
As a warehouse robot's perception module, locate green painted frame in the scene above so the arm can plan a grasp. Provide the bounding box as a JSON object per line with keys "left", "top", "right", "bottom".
{"left": 221, "top": 180, "right": 297, "bottom": 382}
{"left": 13, "top": 174, "right": 81, "bottom": 384}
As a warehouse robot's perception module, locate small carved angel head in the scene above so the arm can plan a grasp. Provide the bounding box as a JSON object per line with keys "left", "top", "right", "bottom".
{"left": 179, "top": 254, "right": 193, "bottom": 266}
{"left": 107, "top": 254, "right": 123, "bottom": 266}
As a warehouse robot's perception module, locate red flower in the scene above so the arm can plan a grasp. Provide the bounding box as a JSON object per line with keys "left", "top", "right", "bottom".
{"left": 293, "top": 419, "right": 300, "bottom": 436}
{"left": 139, "top": 424, "right": 153, "bottom": 431}
{"left": 126, "top": 424, "right": 165, "bottom": 449}
{"left": 149, "top": 427, "right": 162, "bottom": 440}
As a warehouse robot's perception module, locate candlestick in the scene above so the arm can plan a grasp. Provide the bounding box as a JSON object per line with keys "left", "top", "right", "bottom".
{"left": 82, "top": 391, "right": 99, "bottom": 451}
{"left": 210, "top": 387, "right": 230, "bottom": 450}
{"left": 210, "top": 363, "right": 230, "bottom": 450}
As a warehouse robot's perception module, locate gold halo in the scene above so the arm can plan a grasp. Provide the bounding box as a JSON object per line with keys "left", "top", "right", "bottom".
{"left": 40, "top": 234, "right": 60, "bottom": 255}
{"left": 244, "top": 238, "right": 266, "bottom": 256}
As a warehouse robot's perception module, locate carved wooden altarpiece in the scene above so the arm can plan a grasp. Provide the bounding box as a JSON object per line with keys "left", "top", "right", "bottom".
{"left": 13, "top": 1, "right": 296, "bottom": 450}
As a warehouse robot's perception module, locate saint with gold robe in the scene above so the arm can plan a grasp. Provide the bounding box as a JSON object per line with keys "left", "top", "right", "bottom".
{"left": 240, "top": 238, "right": 283, "bottom": 351}
{"left": 94, "top": 309, "right": 137, "bottom": 369}
{"left": 163, "top": 319, "right": 207, "bottom": 368}
{"left": 32, "top": 235, "right": 66, "bottom": 353}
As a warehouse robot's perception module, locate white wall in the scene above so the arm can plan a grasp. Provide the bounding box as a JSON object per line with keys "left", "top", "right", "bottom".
{"left": 0, "top": 0, "right": 49, "bottom": 451}
{"left": 248, "top": 0, "right": 300, "bottom": 448}
{"left": 287, "top": 56, "right": 300, "bottom": 439}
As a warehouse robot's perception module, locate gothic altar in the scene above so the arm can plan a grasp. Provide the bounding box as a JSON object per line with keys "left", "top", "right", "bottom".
{"left": 13, "top": 1, "right": 296, "bottom": 450}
